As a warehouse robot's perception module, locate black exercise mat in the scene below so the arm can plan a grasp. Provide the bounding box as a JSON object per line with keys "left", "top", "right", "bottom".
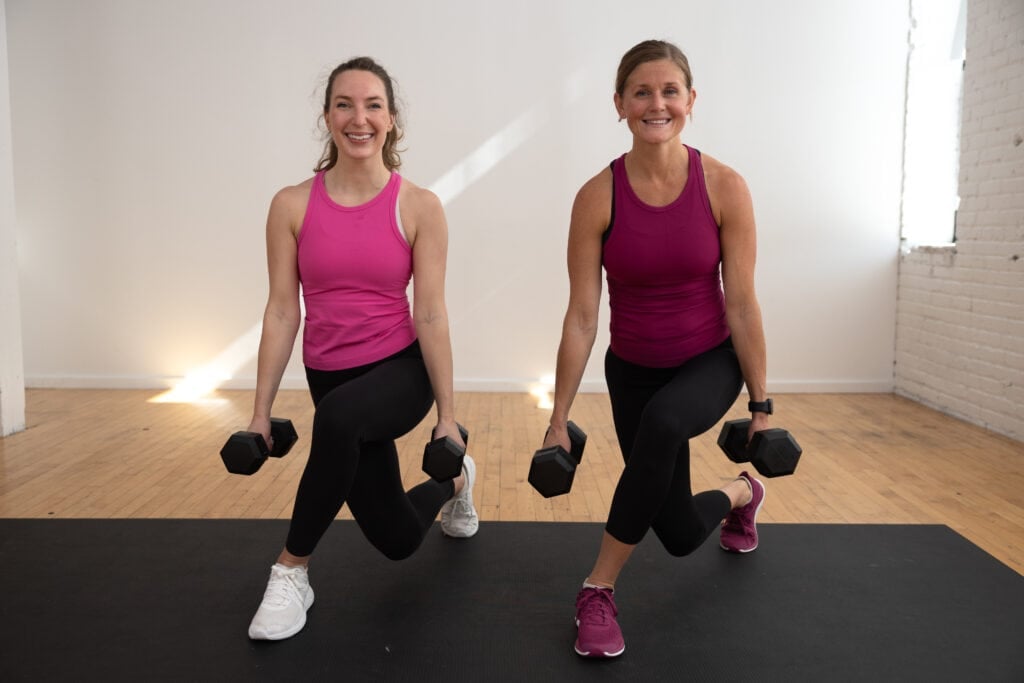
{"left": 0, "top": 520, "right": 1020, "bottom": 682}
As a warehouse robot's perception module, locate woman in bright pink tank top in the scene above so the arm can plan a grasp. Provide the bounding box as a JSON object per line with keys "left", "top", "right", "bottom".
{"left": 239, "top": 57, "right": 478, "bottom": 642}
{"left": 542, "top": 40, "right": 776, "bottom": 658}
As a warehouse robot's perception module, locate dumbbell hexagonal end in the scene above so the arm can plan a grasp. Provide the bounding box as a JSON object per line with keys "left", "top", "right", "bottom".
{"left": 750, "top": 428, "right": 802, "bottom": 477}
{"left": 528, "top": 447, "right": 577, "bottom": 498}
{"left": 220, "top": 432, "right": 269, "bottom": 475}
{"left": 423, "top": 441, "right": 465, "bottom": 481}
{"left": 422, "top": 423, "right": 469, "bottom": 481}
{"left": 266, "top": 417, "right": 299, "bottom": 458}
{"left": 566, "top": 421, "right": 587, "bottom": 464}
{"left": 717, "top": 419, "right": 753, "bottom": 464}
{"left": 268, "top": 418, "right": 298, "bottom": 458}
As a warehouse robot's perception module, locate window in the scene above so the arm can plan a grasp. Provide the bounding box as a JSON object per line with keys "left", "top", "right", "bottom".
{"left": 901, "top": 0, "right": 967, "bottom": 248}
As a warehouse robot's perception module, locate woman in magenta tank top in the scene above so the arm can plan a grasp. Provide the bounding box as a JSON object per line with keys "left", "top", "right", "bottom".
{"left": 542, "top": 40, "right": 775, "bottom": 658}
{"left": 241, "top": 58, "right": 478, "bottom": 642}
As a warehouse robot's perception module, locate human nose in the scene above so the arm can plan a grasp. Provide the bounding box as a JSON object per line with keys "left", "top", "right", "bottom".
{"left": 352, "top": 105, "right": 368, "bottom": 124}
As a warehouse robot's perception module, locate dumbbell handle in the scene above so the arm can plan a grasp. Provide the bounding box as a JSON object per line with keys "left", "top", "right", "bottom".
{"left": 242, "top": 418, "right": 297, "bottom": 458}
{"left": 432, "top": 423, "right": 469, "bottom": 449}
{"left": 237, "top": 418, "right": 297, "bottom": 457}
{"left": 718, "top": 419, "right": 754, "bottom": 463}
{"left": 716, "top": 418, "right": 802, "bottom": 478}
{"left": 528, "top": 421, "right": 588, "bottom": 498}
{"left": 543, "top": 421, "right": 587, "bottom": 464}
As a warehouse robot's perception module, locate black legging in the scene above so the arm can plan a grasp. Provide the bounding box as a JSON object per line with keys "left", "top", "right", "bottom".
{"left": 604, "top": 338, "right": 744, "bottom": 554}
{"left": 285, "top": 341, "right": 455, "bottom": 560}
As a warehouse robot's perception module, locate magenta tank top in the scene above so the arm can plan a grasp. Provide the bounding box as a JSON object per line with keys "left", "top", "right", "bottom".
{"left": 296, "top": 171, "right": 416, "bottom": 370}
{"left": 602, "top": 145, "right": 730, "bottom": 367}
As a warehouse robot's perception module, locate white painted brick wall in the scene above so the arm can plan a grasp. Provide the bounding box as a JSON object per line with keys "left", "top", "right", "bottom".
{"left": 894, "top": 0, "right": 1024, "bottom": 442}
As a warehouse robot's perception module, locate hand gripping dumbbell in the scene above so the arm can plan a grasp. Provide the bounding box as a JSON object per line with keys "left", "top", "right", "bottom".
{"left": 716, "top": 419, "right": 802, "bottom": 478}
{"left": 528, "top": 421, "right": 587, "bottom": 498}
{"left": 422, "top": 423, "right": 469, "bottom": 481}
{"left": 220, "top": 418, "right": 299, "bottom": 475}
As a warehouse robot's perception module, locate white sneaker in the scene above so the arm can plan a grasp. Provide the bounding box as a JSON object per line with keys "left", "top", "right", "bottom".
{"left": 440, "top": 454, "right": 479, "bottom": 538}
{"left": 248, "top": 563, "right": 315, "bottom": 640}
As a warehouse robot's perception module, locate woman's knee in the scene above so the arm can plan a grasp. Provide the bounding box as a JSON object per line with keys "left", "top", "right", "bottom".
{"left": 371, "top": 535, "right": 422, "bottom": 562}
{"left": 660, "top": 538, "right": 702, "bottom": 557}
{"left": 654, "top": 528, "right": 705, "bottom": 557}
{"left": 352, "top": 499, "right": 428, "bottom": 561}
{"left": 653, "top": 508, "right": 718, "bottom": 557}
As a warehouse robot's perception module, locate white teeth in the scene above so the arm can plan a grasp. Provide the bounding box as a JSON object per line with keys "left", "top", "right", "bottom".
{"left": 347, "top": 133, "right": 372, "bottom": 141}
{"left": 645, "top": 119, "right": 670, "bottom": 125}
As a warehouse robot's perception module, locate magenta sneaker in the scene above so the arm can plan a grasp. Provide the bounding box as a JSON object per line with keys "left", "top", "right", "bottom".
{"left": 720, "top": 471, "right": 765, "bottom": 553}
{"left": 574, "top": 586, "right": 625, "bottom": 658}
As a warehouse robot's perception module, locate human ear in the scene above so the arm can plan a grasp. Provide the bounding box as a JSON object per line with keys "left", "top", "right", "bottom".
{"left": 613, "top": 92, "right": 625, "bottom": 121}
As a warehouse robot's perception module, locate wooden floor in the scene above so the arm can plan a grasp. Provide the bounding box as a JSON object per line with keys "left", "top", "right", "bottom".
{"left": 1, "top": 389, "right": 1022, "bottom": 574}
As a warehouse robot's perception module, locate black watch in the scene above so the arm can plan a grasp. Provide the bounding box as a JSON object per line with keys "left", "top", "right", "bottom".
{"left": 748, "top": 398, "right": 773, "bottom": 415}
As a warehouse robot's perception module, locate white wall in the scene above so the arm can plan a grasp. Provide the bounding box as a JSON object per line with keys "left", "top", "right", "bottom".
{"left": 895, "top": 0, "right": 1024, "bottom": 442}
{"left": 6, "top": 0, "right": 908, "bottom": 394}
{"left": 1, "top": 0, "right": 26, "bottom": 436}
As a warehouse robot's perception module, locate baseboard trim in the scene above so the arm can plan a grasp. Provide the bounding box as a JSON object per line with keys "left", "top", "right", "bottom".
{"left": 25, "top": 375, "right": 895, "bottom": 394}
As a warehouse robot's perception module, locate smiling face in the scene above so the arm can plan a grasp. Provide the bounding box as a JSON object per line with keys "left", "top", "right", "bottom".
{"left": 614, "top": 58, "right": 696, "bottom": 145}
{"left": 324, "top": 68, "right": 395, "bottom": 164}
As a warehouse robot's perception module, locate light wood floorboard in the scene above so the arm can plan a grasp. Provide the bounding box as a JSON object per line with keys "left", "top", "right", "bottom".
{"left": 1, "top": 389, "right": 1021, "bottom": 574}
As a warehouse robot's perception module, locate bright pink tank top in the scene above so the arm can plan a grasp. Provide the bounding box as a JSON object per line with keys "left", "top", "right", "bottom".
{"left": 297, "top": 171, "right": 416, "bottom": 370}
{"left": 602, "top": 146, "right": 730, "bottom": 367}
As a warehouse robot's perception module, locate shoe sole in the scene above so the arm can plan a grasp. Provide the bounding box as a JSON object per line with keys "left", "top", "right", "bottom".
{"left": 574, "top": 642, "right": 626, "bottom": 658}
{"left": 441, "top": 521, "right": 479, "bottom": 538}
{"left": 719, "top": 479, "right": 766, "bottom": 553}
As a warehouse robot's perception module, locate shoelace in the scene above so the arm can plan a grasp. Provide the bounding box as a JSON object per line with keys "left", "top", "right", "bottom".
{"left": 577, "top": 589, "right": 616, "bottom": 625}
{"left": 721, "top": 511, "right": 749, "bottom": 535}
{"left": 444, "top": 465, "right": 473, "bottom": 517}
{"left": 262, "top": 570, "right": 304, "bottom": 608}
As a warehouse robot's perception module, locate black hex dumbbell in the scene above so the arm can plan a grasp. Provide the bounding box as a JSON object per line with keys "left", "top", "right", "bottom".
{"left": 716, "top": 419, "right": 802, "bottom": 478}
{"left": 220, "top": 418, "right": 298, "bottom": 475}
{"left": 422, "top": 423, "right": 469, "bottom": 481}
{"left": 528, "top": 421, "right": 587, "bottom": 498}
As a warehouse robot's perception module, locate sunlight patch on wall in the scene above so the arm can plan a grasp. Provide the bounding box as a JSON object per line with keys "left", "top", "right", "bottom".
{"left": 529, "top": 373, "right": 556, "bottom": 410}
{"left": 429, "top": 104, "right": 546, "bottom": 205}
{"left": 148, "top": 323, "right": 262, "bottom": 404}
{"left": 429, "top": 65, "right": 590, "bottom": 205}
{"left": 149, "top": 67, "right": 593, "bottom": 404}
